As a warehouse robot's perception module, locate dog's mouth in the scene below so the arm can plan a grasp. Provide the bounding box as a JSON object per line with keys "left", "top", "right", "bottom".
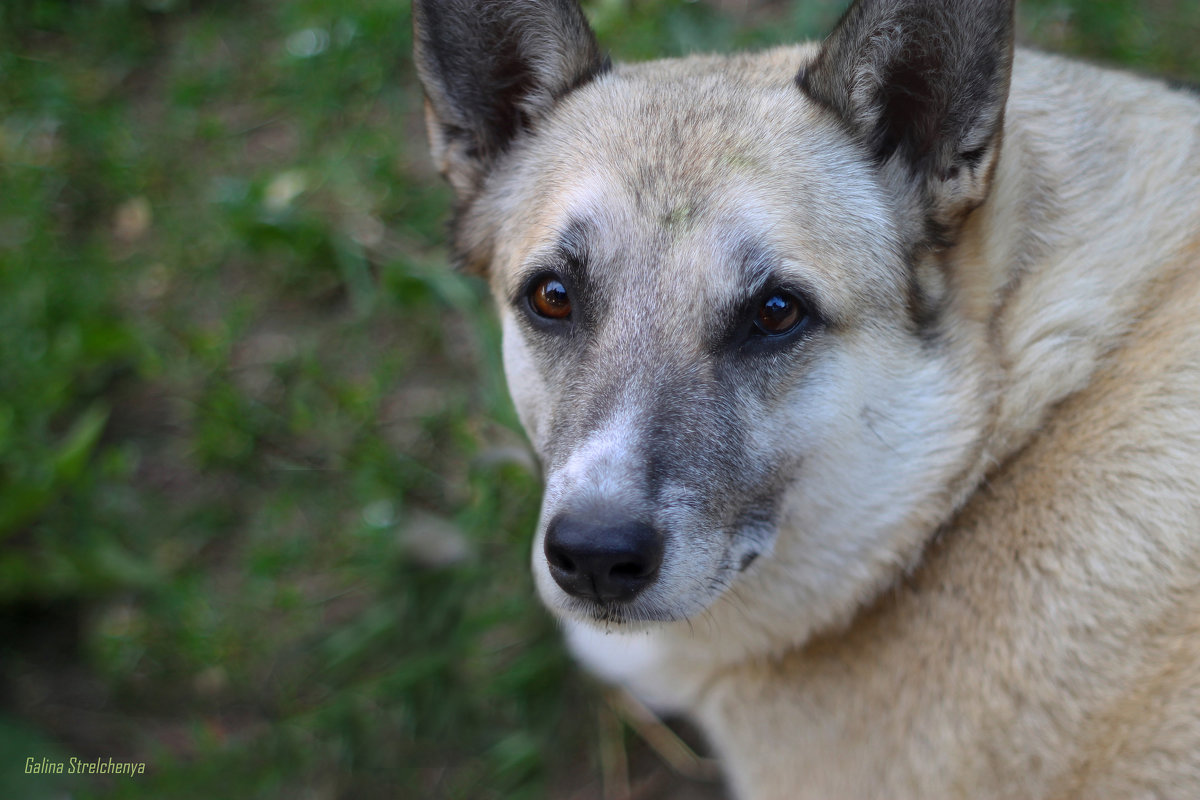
{"left": 562, "top": 594, "right": 691, "bottom": 627}
{"left": 540, "top": 538, "right": 766, "bottom": 628}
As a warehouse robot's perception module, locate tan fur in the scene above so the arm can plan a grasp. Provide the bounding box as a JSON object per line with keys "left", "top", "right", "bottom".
{"left": 414, "top": 4, "right": 1200, "bottom": 794}
{"left": 567, "top": 52, "right": 1199, "bottom": 797}
{"left": 701, "top": 228, "right": 1200, "bottom": 798}
{"left": 665, "top": 52, "right": 1200, "bottom": 799}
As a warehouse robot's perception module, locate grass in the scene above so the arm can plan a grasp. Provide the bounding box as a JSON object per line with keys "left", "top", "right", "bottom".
{"left": 1, "top": 1, "right": 1197, "bottom": 798}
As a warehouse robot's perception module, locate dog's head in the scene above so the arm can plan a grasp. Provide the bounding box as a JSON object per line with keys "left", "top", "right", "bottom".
{"left": 414, "top": 0, "right": 1015, "bottom": 642}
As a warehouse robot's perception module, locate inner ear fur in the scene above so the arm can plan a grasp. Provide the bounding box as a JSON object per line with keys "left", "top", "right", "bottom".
{"left": 800, "top": 0, "right": 1015, "bottom": 242}
{"left": 413, "top": 0, "right": 609, "bottom": 202}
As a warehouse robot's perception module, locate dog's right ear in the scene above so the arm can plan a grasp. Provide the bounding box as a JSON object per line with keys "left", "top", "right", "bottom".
{"left": 413, "top": 0, "right": 608, "bottom": 202}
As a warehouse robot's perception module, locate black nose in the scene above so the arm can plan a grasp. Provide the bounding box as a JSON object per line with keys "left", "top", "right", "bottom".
{"left": 544, "top": 514, "right": 664, "bottom": 603}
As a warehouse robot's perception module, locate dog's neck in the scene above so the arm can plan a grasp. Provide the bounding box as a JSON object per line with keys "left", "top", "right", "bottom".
{"left": 957, "top": 53, "right": 1200, "bottom": 486}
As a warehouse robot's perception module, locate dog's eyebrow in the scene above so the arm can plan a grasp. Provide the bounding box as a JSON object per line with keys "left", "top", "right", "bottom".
{"left": 557, "top": 217, "right": 590, "bottom": 262}
{"left": 739, "top": 240, "right": 777, "bottom": 298}
{"left": 547, "top": 219, "right": 592, "bottom": 291}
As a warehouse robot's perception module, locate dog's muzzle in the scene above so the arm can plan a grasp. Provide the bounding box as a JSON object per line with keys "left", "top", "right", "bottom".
{"left": 543, "top": 513, "right": 664, "bottom": 603}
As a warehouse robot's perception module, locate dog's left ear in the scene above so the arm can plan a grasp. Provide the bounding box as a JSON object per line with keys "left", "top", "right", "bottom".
{"left": 800, "top": 0, "right": 1015, "bottom": 242}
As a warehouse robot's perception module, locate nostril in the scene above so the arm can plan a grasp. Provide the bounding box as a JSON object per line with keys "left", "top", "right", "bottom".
{"left": 546, "top": 545, "right": 576, "bottom": 574}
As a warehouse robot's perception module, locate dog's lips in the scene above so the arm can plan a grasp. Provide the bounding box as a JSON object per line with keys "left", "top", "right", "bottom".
{"left": 556, "top": 590, "right": 690, "bottom": 627}
{"left": 586, "top": 603, "right": 638, "bottom": 625}
{"left": 576, "top": 594, "right": 671, "bottom": 623}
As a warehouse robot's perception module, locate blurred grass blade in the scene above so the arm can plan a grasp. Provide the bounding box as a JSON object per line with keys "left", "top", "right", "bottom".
{"left": 0, "top": 403, "right": 108, "bottom": 538}
{"left": 52, "top": 402, "right": 109, "bottom": 483}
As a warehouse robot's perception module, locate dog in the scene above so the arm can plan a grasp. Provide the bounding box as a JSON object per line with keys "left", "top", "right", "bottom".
{"left": 413, "top": 0, "right": 1200, "bottom": 796}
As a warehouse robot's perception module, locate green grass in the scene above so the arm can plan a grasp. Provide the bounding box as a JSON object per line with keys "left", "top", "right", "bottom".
{"left": 1, "top": 1, "right": 1197, "bottom": 798}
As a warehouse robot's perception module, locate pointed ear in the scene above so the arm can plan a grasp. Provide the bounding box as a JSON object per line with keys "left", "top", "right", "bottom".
{"left": 413, "top": 0, "right": 609, "bottom": 201}
{"left": 800, "top": 0, "right": 1015, "bottom": 241}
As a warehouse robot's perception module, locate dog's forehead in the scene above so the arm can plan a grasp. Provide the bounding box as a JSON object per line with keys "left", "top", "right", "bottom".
{"left": 490, "top": 52, "right": 904, "bottom": 318}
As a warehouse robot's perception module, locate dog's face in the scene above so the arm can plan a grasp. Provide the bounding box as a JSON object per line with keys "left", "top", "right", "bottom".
{"left": 491, "top": 73, "right": 974, "bottom": 628}
{"left": 415, "top": 0, "right": 1014, "bottom": 639}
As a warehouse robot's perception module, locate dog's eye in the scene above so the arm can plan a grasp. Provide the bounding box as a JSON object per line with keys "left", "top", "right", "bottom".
{"left": 529, "top": 275, "right": 572, "bottom": 320}
{"left": 754, "top": 292, "right": 804, "bottom": 335}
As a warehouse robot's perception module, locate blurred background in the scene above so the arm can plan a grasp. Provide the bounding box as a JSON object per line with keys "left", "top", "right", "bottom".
{"left": 1, "top": 0, "right": 1197, "bottom": 798}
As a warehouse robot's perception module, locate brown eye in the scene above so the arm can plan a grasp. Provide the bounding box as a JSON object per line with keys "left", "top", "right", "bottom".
{"left": 754, "top": 293, "right": 803, "bottom": 335}
{"left": 529, "top": 275, "right": 572, "bottom": 320}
